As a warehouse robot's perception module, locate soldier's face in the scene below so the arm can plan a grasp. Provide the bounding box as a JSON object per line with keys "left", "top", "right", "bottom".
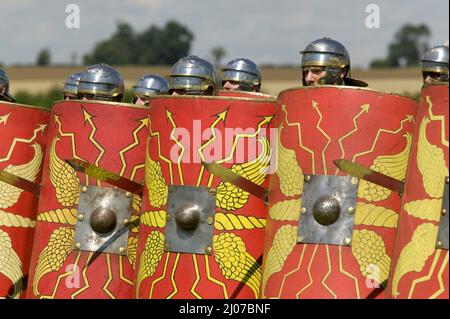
{"left": 423, "top": 72, "right": 442, "bottom": 84}
{"left": 303, "top": 67, "right": 327, "bottom": 86}
{"left": 134, "top": 95, "right": 149, "bottom": 105}
{"left": 223, "top": 80, "right": 241, "bottom": 91}
{"left": 171, "top": 89, "right": 186, "bottom": 95}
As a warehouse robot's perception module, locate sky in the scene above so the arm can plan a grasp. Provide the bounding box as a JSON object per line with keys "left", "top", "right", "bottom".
{"left": 0, "top": 0, "right": 448, "bottom": 68}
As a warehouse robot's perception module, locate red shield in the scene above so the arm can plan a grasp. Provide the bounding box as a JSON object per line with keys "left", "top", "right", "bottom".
{"left": 135, "top": 95, "right": 276, "bottom": 299}
{"left": 261, "top": 86, "right": 417, "bottom": 299}
{"left": 219, "top": 90, "right": 276, "bottom": 99}
{"left": 387, "top": 84, "right": 449, "bottom": 299}
{"left": 0, "top": 101, "right": 49, "bottom": 299}
{"left": 26, "top": 100, "right": 148, "bottom": 299}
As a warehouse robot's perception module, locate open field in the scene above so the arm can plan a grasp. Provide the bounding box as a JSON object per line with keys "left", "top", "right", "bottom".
{"left": 5, "top": 66, "right": 423, "bottom": 96}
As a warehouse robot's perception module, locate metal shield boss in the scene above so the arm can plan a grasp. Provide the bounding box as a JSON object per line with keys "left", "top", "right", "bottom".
{"left": 134, "top": 95, "right": 276, "bottom": 299}
{"left": 0, "top": 101, "right": 49, "bottom": 299}
{"left": 26, "top": 100, "right": 148, "bottom": 299}
{"left": 261, "top": 86, "right": 417, "bottom": 299}
{"left": 387, "top": 83, "right": 449, "bottom": 299}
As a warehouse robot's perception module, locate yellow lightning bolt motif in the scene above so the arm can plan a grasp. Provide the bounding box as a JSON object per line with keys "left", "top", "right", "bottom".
{"left": 0, "top": 112, "right": 11, "bottom": 125}
{"left": 54, "top": 114, "right": 88, "bottom": 184}
{"left": 216, "top": 115, "right": 273, "bottom": 165}
{"left": 167, "top": 110, "right": 185, "bottom": 185}
{"left": 118, "top": 117, "right": 149, "bottom": 176}
{"left": 282, "top": 104, "right": 316, "bottom": 174}
{"left": 336, "top": 104, "right": 370, "bottom": 175}
{"left": 0, "top": 124, "right": 47, "bottom": 163}
{"left": 82, "top": 108, "right": 105, "bottom": 187}
{"left": 352, "top": 114, "right": 414, "bottom": 162}
{"left": 149, "top": 120, "right": 174, "bottom": 184}
{"left": 312, "top": 101, "right": 332, "bottom": 175}
{"left": 426, "top": 95, "right": 448, "bottom": 147}
{"left": 197, "top": 109, "right": 228, "bottom": 186}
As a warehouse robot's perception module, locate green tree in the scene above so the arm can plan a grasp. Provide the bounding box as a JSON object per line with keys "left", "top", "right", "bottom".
{"left": 370, "top": 24, "right": 431, "bottom": 68}
{"left": 36, "top": 48, "right": 51, "bottom": 66}
{"left": 210, "top": 47, "right": 226, "bottom": 68}
{"left": 84, "top": 22, "right": 136, "bottom": 65}
{"left": 83, "top": 20, "right": 194, "bottom": 65}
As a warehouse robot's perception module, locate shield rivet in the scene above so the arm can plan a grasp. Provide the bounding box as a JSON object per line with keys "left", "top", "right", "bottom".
{"left": 304, "top": 175, "right": 311, "bottom": 182}
{"left": 77, "top": 214, "right": 84, "bottom": 222}
{"left": 164, "top": 242, "right": 170, "bottom": 251}
{"left": 123, "top": 219, "right": 130, "bottom": 225}
{"left": 442, "top": 209, "right": 447, "bottom": 216}
{"left": 344, "top": 237, "right": 352, "bottom": 246}
{"left": 436, "top": 241, "right": 443, "bottom": 248}
{"left": 74, "top": 242, "right": 81, "bottom": 249}
{"left": 209, "top": 188, "right": 217, "bottom": 196}
{"left": 312, "top": 195, "right": 341, "bottom": 226}
{"left": 205, "top": 246, "right": 213, "bottom": 255}
{"left": 206, "top": 216, "right": 214, "bottom": 225}
{"left": 166, "top": 214, "right": 171, "bottom": 222}
{"left": 301, "top": 207, "right": 307, "bottom": 214}
{"left": 446, "top": 177, "right": 449, "bottom": 184}
{"left": 125, "top": 192, "right": 132, "bottom": 198}
{"left": 348, "top": 207, "right": 355, "bottom": 215}
{"left": 351, "top": 177, "right": 358, "bottom": 185}
{"left": 119, "top": 247, "right": 125, "bottom": 253}
{"left": 81, "top": 186, "right": 88, "bottom": 193}
{"left": 298, "top": 236, "right": 304, "bottom": 243}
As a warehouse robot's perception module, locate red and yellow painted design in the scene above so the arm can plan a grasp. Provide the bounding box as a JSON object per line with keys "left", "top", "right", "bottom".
{"left": 0, "top": 101, "right": 49, "bottom": 299}
{"left": 26, "top": 100, "right": 148, "bottom": 299}
{"left": 261, "top": 86, "right": 417, "bottom": 299}
{"left": 135, "top": 95, "right": 276, "bottom": 299}
{"left": 387, "top": 83, "right": 449, "bottom": 299}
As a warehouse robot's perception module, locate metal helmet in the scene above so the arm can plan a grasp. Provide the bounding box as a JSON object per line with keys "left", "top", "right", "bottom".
{"left": 63, "top": 71, "right": 83, "bottom": 99}
{"left": 422, "top": 45, "right": 449, "bottom": 82}
{"left": 300, "top": 37, "right": 351, "bottom": 86}
{"left": 133, "top": 74, "right": 169, "bottom": 99}
{"left": 77, "top": 64, "right": 125, "bottom": 101}
{"left": 221, "top": 58, "right": 262, "bottom": 92}
{"left": 169, "top": 56, "right": 219, "bottom": 95}
{"left": 0, "top": 69, "right": 15, "bottom": 103}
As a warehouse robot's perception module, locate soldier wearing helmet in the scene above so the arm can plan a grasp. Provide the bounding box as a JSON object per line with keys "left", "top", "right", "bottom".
{"left": 63, "top": 71, "right": 83, "bottom": 100}
{"left": 421, "top": 45, "right": 449, "bottom": 84}
{"left": 0, "top": 69, "right": 15, "bottom": 103}
{"left": 300, "top": 37, "right": 367, "bottom": 87}
{"left": 77, "top": 64, "right": 124, "bottom": 102}
{"left": 133, "top": 74, "right": 169, "bottom": 106}
{"left": 221, "top": 58, "right": 262, "bottom": 92}
{"left": 168, "top": 56, "right": 219, "bottom": 96}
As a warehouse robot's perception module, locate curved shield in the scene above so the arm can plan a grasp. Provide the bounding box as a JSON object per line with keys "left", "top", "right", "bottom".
{"left": 387, "top": 84, "right": 449, "bottom": 299}
{"left": 261, "top": 86, "right": 417, "bottom": 299}
{"left": 0, "top": 101, "right": 49, "bottom": 299}
{"left": 26, "top": 100, "right": 148, "bottom": 299}
{"left": 134, "top": 95, "right": 276, "bottom": 299}
{"left": 218, "top": 90, "right": 276, "bottom": 100}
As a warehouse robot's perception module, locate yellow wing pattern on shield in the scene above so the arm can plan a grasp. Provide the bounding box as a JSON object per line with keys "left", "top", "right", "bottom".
{"left": 0, "top": 229, "right": 23, "bottom": 299}
{"left": 215, "top": 137, "right": 271, "bottom": 211}
{"left": 49, "top": 137, "right": 80, "bottom": 207}
{"left": 391, "top": 223, "right": 438, "bottom": 298}
{"left": 0, "top": 143, "right": 43, "bottom": 209}
{"left": 213, "top": 233, "right": 261, "bottom": 298}
{"left": 358, "top": 133, "right": 412, "bottom": 202}
{"left": 145, "top": 150, "right": 168, "bottom": 209}
{"left": 417, "top": 117, "right": 448, "bottom": 198}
